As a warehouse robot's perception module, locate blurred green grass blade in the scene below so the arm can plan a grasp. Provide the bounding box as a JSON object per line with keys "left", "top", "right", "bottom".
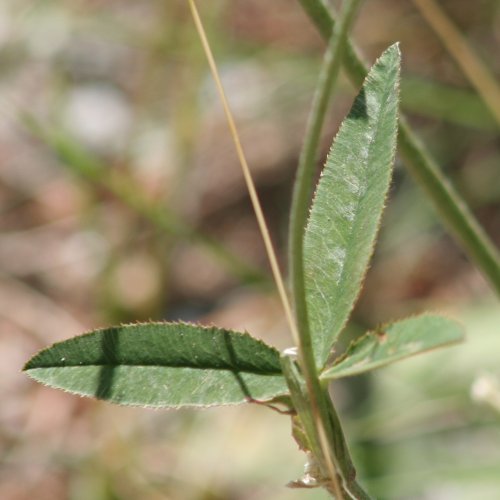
{"left": 21, "top": 115, "right": 267, "bottom": 285}
{"left": 321, "top": 314, "right": 464, "bottom": 380}
{"left": 304, "top": 45, "right": 400, "bottom": 368}
{"left": 24, "top": 322, "right": 288, "bottom": 407}
{"left": 402, "top": 77, "right": 498, "bottom": 131}
{"left": 413, "top": 0, "right": 500, "bottom": 126}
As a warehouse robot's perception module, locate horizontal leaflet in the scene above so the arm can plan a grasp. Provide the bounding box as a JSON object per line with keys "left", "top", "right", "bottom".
{"left": 24, "top": 322, "right": 288, "bottom": 408}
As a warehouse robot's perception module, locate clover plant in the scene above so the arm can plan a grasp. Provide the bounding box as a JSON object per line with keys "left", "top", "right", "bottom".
{"left": 24, "top": 2, "right": 466, "bottom": 498}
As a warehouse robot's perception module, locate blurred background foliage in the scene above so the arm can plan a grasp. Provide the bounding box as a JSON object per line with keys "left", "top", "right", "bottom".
{"left": 1, "top": 0, "right": 499, "bottom": 498}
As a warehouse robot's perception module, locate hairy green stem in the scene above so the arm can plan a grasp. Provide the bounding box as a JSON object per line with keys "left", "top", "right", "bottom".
{"left": 287, "top": 1, "right": 365, "bottom": 497}
{"left": 281, "top": 354, "right": 370, "bottom": 497}
{"left": 323, "top": 387, "right": 371, "bottom": 499}
{"left": 298, "top": 0, "right": 500, "bottom": 296}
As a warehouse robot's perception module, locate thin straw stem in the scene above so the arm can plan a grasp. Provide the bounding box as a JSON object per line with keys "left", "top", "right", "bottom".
{"left": 187, "top": 0, "right": 300, "bottom": 348}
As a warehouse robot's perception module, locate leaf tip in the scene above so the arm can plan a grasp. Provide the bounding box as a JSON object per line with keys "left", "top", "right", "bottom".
{"left": 384, "top": 41, "right": 402, "bottom": 61}
{"left": 22, "top": 352, "right": 41, "bottom": 372}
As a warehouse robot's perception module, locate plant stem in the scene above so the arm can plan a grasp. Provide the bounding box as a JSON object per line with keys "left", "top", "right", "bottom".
{"left": 298, "top": 0, "right": 500, "bottom": 297}
{"left": 288, "top": 0, "right": 365, "bottom": 497}
{"left": 397, "top": 118, "right": 500, "bottom": 290}
{"left": 400, "top": 77, "right": 497, "bottom": 131}
{"left": 281, "top": 354, "right": 370, "bottom": 498}
{"left": 323, "top": 388, "right": 371, "bottom": 499}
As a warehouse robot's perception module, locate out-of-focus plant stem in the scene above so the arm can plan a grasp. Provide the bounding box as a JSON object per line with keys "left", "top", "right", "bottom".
{"left": 412, "top": 0, "right": 500, "bottom": 125}
{"left": 25, "top": 119, "right": 268, "bottom": 286}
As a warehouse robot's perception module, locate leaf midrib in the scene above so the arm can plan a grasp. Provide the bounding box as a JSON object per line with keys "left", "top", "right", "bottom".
{"left": 26, "top": 361, "right": 283, "bottom": 376}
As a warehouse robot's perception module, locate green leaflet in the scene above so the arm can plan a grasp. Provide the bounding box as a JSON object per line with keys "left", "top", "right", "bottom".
{"left": 23, "top": 322, "right": 288, "bottom": 408}
{"left": 321, "top": 314, "right": 464, "bottom": 380}
{"left": 304, "top": 44, "right": 401, "bottom": 368}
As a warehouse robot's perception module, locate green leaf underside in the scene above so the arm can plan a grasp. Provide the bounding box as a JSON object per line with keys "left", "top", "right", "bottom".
{"left": 304, "top": 44, "right": 401, "bottom": 368}
{"left": 320, "top": 314, "right": 464, "bottom": 380}
{"left": 24, "top": 322, "right": 288, "bottom": 407}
